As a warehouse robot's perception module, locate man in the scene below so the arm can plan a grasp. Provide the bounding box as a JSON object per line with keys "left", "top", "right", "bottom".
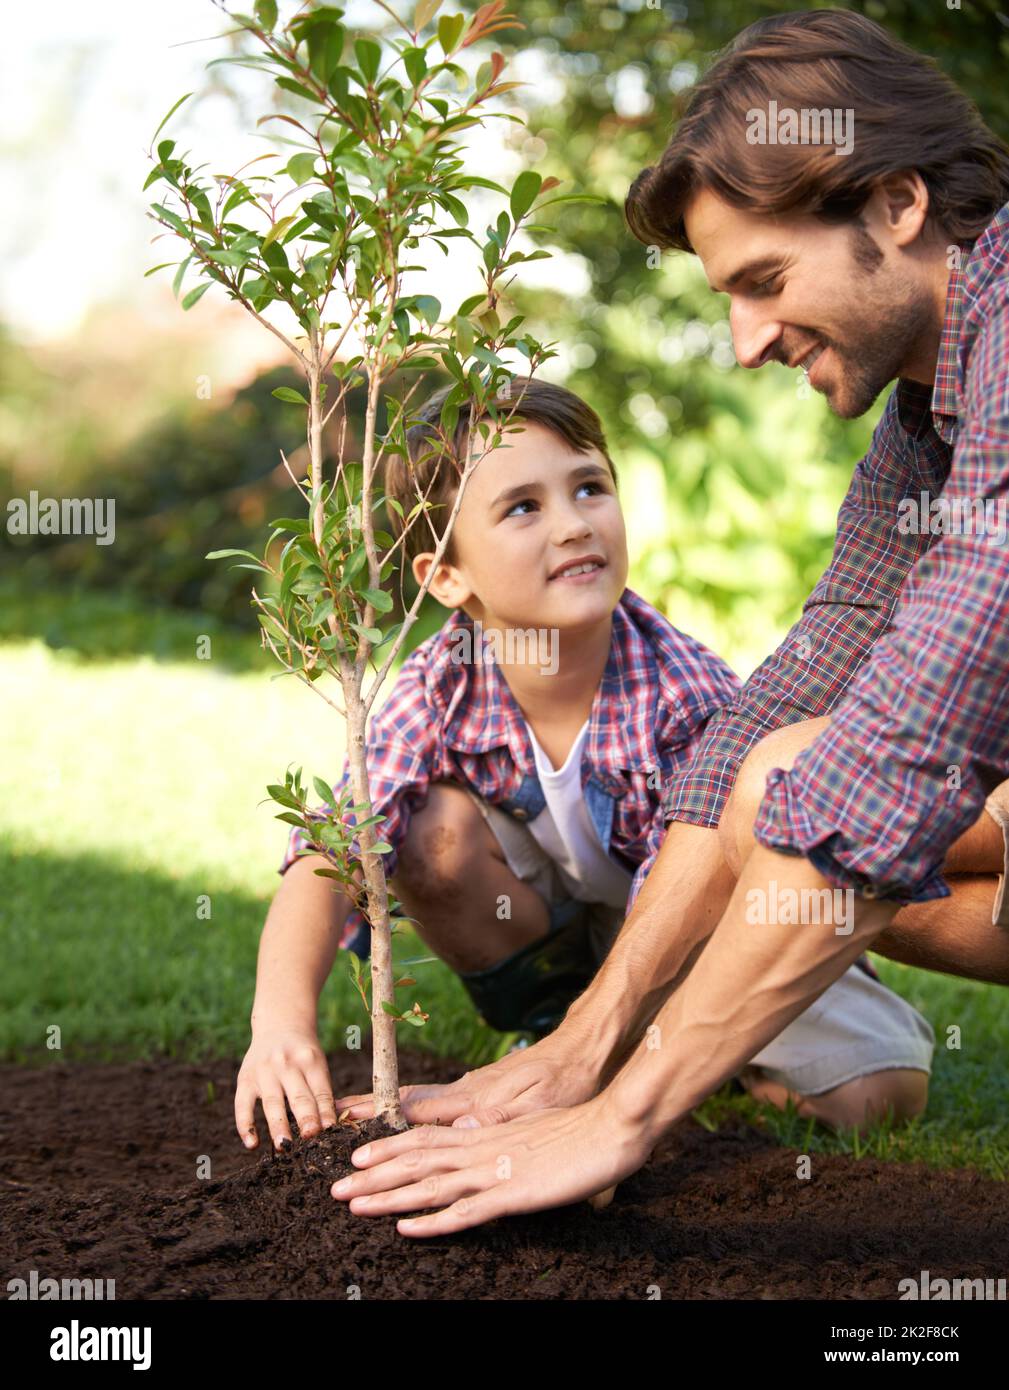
{"left": 328, "top": 9, "right": 1009, "bottom": 1235}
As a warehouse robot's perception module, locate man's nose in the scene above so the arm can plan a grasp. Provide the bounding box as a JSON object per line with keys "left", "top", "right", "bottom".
{"left": 730, "top": 301, "right": 783, "bottom": 370}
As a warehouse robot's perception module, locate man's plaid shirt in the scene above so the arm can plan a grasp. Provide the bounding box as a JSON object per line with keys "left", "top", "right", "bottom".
{"left": 663, "top": 200, "right": 1009, "bottom": 907}
{"left": 280, "top": 587, "right": 740, "bottom": 954}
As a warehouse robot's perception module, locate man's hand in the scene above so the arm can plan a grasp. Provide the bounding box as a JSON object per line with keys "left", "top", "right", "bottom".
{"left": 333, "top": 1031, "right": 599, "bottom": 1129}
{"left": 235, "top": 1029, "right": 338, "bottom": 1151}
{"left": 329, "top": 1095, "right": 650, "bottom": 1236}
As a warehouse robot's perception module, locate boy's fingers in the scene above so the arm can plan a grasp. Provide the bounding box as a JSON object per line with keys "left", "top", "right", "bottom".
{"left": 304, "top": 1056, "right": 339, "bottom": 1130}
{"left": 279, "top": 1067, "right": 324, "bottom": 1140}
{"left": 234, "top": 1080, "right": 260, "bottom": 1149}
{"left": 261, "top": 1086, "right": 294, "bottom": 1149}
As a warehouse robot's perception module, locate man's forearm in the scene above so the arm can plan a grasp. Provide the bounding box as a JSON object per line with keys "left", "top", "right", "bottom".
{"left": 561, "top": 822, "right": 737, "bottom": 1079}
{"left": 604, "top": 843, "right": 898, "bottom": 1143}
{"left": 250, "top": 855, "right": 355, "bottom": 1035}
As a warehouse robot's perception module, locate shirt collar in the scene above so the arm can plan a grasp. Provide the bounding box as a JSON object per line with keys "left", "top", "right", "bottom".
{"left": 895, "top": 255, "right": 964, "bottom": 443}
{"left": 896, "top": 199, "right": 1009, "bottom": 442}
{"left": 436, "top": 591, "right": 653, "bottom": 787}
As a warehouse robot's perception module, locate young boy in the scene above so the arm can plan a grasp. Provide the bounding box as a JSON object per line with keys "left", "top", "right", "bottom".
{"left": 235, "top": 377, "right": 934, "bottom": 1153}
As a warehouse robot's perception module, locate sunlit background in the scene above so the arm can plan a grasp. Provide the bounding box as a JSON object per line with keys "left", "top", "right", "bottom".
{"left": 2, "top": 0, "right": 1008, "bottom": 1171}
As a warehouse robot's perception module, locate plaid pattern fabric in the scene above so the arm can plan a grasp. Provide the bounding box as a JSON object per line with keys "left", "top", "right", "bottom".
{"left": 664, "top": 200, "right": 1009, "bottom": 906}
{"left": 279, "top": 587, "right": 740, "bottom": 954}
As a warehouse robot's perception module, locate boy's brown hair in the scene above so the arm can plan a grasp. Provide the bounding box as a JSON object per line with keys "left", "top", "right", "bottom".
{"left": 384, "top": 376, "right": 618, "bottom": 569}
{"left": 625, "top": 9, "right": 1009, "bottom": 254}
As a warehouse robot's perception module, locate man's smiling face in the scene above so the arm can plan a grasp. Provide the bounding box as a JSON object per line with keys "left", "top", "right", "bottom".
{"left": 683, "top": 185, "right": 939, "bottom": 418}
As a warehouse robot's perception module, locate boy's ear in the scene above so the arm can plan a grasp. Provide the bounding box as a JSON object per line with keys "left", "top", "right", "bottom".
{"left": 412, "top": 550, "right": 474, "bottom": 610}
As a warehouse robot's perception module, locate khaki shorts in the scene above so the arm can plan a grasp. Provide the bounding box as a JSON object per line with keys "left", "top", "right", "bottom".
{"left": 466, "top": 788, "right": 935, "bottom": 1096}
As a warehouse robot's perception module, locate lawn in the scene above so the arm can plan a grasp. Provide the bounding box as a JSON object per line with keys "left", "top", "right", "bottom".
{"left": 1, "top": 586, "right": 1006, "bottom": 1177}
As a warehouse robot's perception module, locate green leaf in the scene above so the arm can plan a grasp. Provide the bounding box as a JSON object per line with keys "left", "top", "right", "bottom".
{"left": 401, "top": 1012, "right": 427, "bottom": 1027}
{"left": 437, "top": 12, "right": 465, "bottom": 53}
{"left": 143, "top": 262, "right": 176, "bottom": 278}
{"left": 286, "top": 152, "right": 318, "bottom": 185}
{"left": 263, "top": 214, "right": 300, "bottom": 249}
{"left": 510, "top": 170, "right": 542, "bottom": 223}
{"left": 181, "top": 282, "right": 211, "bottom": 310}
{"left": 412, "top": 294, "right": 440, "bottom": 326}
{"left": 152, "top": 203, "right": 188, "bottom": 236}
{"left": 313, "top": 775, "right": 333, "bottom": 803}
{"left": 206, "top": 248, "right": 248, "bottom": 267}
{"left": 272, "top": 386, "right": 308, "bottom": 404}
{"left": 157, "top": 139, "right": 176, "bottom": 163}
{"left": 415, "top": 0, "right": 443, "bottom": 30}
{"left": 172, "top": 254, "right": 192, "bottom": 298}
{"left": 275, "top": 76, "right": 322, "bottom": 104}
{"left": 381, "top": 1001, "right": 402, "bottom": 1018}
{"left": 151, "top": 92, "right": 192, "bottom": 145}
{"left": 361, "top": 588, "right": 393, "bottom": 613}
{"left": 206, "top": 548, "right": 261, "bottom": 561}
{"left": 254, "top": 0, "right": 278, "bottom": 28}
{"left": 403, "top": 46, "right": 427, "bottom": 87}
{"left": 354, "top": 37, "right": 381, "bottom": 84}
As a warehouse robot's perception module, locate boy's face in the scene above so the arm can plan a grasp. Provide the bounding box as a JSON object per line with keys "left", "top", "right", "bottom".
{"left": 413, "top": 420, "right": 629, "bottom": 632}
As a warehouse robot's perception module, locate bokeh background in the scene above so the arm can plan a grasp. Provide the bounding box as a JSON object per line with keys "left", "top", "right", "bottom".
{"left": 3, "top": 0, "right": 1007, "bottom": 1172}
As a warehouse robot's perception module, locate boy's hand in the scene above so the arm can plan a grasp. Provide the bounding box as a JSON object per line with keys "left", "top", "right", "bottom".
{"left": 333, "top": 1031, "right": 598, "bottom": 1129}
{"left": 235, "top": 1029, "right": 338, "bottom": 1151}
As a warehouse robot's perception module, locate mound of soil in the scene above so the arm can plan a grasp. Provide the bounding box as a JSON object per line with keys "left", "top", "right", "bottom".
{"left": 1, "top": 1052, "right": 1007, "bottom": 1299}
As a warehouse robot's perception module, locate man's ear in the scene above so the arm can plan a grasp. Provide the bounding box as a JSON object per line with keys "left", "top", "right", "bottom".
{"left": 866, "top": 171, "right": 931, "bottom": 250}
{"left": 412, "top": 549, "right": 474, "bottom": 610}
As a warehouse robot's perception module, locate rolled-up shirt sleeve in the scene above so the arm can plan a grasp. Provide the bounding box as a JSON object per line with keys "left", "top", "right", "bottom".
{"left": 663, "top": 387, "right": 930, "bottom": 832}
{"left": 754, "top": 291, "right": 1009, "bottom": 904}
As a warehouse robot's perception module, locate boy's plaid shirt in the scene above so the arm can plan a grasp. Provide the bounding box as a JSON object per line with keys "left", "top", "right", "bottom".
{"left": 664, "top": 199, "right": 1009, "bottom": 907}
{"left": 279, "top": 586, "right": 740, "bottom": 954}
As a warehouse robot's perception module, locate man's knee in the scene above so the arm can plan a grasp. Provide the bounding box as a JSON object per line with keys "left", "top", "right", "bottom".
{"left": 718, "top": 716, "right": 831, "bottom": 877}
{"left": 394, "top": 782, "right": 495, "bottom": 902}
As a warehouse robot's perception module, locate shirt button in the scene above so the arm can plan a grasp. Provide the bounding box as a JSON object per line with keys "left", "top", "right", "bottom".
{"left": 512, "top": 807, "right": 528, "bottom": 821}
{"left": 862, "top": 885, "right": 878, "bottom": 899}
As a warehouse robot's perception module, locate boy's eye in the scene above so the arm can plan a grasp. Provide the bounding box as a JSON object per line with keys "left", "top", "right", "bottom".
{"left": 751, "top": 276, "right": 782, "bottom": 297}
{"left": 504, "top": 481, "right": 606, "bottom": 519}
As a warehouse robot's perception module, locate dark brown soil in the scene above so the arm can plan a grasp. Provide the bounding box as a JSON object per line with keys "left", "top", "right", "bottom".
{"left": 2, "top": 1052, "right": 1007, "bottom": 1300}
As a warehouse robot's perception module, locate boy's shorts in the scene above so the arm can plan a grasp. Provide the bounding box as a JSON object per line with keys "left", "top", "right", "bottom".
{"left": 458, "top": 788, "right": 935, "bottom": 1096}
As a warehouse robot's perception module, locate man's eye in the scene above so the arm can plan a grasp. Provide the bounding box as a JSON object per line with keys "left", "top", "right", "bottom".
{"left": 752, "top": 277, "right": 782, "bottom": 296}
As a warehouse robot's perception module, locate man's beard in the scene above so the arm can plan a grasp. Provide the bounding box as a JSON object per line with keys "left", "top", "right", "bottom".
{"left": 816, "top": 225, "right": 936, "bottom": 419}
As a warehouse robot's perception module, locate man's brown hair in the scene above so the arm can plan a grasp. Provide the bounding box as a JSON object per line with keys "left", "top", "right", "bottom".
{"left": 625, "top": 8, "right": 1009, "bottom": 253}
{"left": 384, "top": 376, "right": 617, "bottom": 569}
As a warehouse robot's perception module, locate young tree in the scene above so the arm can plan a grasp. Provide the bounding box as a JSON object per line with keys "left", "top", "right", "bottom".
{"left": 144, "top": 0, "right": 576, "bottom": 1130}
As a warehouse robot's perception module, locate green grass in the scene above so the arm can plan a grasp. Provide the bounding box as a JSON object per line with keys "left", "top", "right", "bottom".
{"left": 1, "top": 590, "right": 1006, "bottom": 1176}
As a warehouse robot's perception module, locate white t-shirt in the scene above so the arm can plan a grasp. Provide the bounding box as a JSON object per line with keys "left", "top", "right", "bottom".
{"left": 524, "top": 718, "right": 633, "bottom": 908}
